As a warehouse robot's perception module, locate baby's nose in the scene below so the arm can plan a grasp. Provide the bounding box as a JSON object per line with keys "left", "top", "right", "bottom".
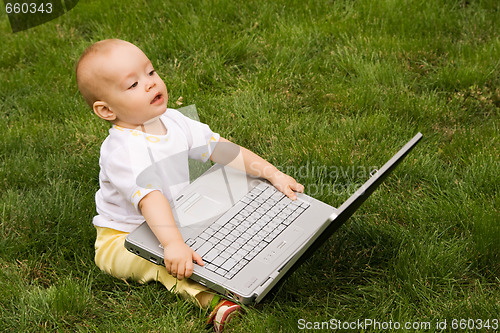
{"left": 146, "top": 80, "right": 155, "bottom": 91}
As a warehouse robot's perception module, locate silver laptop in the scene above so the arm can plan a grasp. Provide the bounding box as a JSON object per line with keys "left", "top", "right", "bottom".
{"left": 125, "top": 132, "right": 423, "bottom": 304}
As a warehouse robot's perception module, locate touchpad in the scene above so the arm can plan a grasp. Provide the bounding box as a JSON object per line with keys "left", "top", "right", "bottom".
{"left": 176, "top": 193, "right": 224, "bottom": 227}
{"left": 185, "top": 195, "right": 220, "bottom": 218}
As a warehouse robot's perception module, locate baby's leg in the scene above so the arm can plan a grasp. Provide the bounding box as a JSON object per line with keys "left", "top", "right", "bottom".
{"left": 94, "top": 226, "right": 215, "bottom": 308}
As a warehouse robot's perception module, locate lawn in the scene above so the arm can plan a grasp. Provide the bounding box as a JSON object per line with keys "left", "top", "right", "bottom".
{"left": 1, "top": 0, "right": 499, "bottom": 331}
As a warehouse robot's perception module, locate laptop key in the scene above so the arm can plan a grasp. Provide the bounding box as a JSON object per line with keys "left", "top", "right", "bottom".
{"left": 219, "top": 227, "right": 231, "bottom": 236}
{"left": 240, "top": 196, "right": 252, "bottom": 205}
{"left": 212, "top": 231, "right": 224, "bottom": 241}
{"left": 271, "top": 191, "right": 285, "bottom": 201}
{"left": 240, "top": 232, "right": 252, "bottom": 242}
{"left": 276, "top": 224, "right": 287, "bottom": 233}
{"left": 215, "top": 243, "right": 227, "bottom": 251}
{"left": 248, "top": 200, "right": 260, "bottom": 209}
{"left": 264, "top": 234, "right": 275, "bottom": 243}
{"left": 205, "top": 263, "right": 217, "bottom": 272}
{"left": 213, "top": 256, "right": 225, "bottom": 267}
{"left": 221, "top": 239, "right": 232, "bottom": 248}
{"left": 205, "top": 227, "right": 217, "bottom": 236}
{"left": 255, "top": 242, "right": 267, "bottom": 252}
{"left": 235, "top": 248, "right": 249, "bottom": 258}
{"left": 221, "top": 258, "right": 237, "bottom": 271}
{"left": 225, "top": 233, "right": 237, "bottom": 242}
{"left": 232, "top": 261, "right": 247, "bottom": 273}
{"left": 232, "top": 252, "right": 244, "bottom": 261}
{"left": 198, "top": 232, "right": 211, "bottom": 241}
{"left": 214, "top": 201, "right": 245, "bottom": 226}
{"left": 247, "top": 215, "right": 258, "bottom": 223}
{"left": 242, "top": 244, "right": 254, "bottom": 252}
{"left": 255, "top": 196, "right": 266, "bottom": 204}
{"left": 247, "top": 238, "right": 260, "bottom": 248}
{"left": 245, "top": 249, "right": 260, "bottom": 260}
{"left": 219, "top": 250, "right": 231, "bottom": 260}
{"left": 196, "top": 242, "right": 214, "bottom": 257}
{"left": 246, "top": 192, "right": 257, "bottom": 200}
{"left": 204, "top": 249, "right": 220, "bottom": 262}
{"left": 255, "top": 183, "right": 269, "bottom": 191}
{"left": 261, "top": 187, "right": 275, "bottom": 198}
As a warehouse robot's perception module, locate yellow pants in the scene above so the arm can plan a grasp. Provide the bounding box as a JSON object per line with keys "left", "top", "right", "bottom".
{"left": 94, "top": 226, "right": 214, "bottom": 308}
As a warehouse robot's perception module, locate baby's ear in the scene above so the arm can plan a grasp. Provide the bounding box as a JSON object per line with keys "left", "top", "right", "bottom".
{"left": 93, "top": 101, "right": 116, "bottom": 121}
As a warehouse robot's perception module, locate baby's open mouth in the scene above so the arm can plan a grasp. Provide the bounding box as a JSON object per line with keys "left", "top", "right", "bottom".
{"left": 151, "top": 93, "right": 163, "bottom": 104}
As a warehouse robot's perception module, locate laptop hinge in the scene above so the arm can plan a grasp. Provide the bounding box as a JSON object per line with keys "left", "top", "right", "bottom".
{"left": 329, "top": 209, "right": 339, "bottom": 221}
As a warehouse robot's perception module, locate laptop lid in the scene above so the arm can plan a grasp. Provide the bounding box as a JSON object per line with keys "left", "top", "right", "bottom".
{"left": 262, "top": 132, "right": 423, "bottom": 296}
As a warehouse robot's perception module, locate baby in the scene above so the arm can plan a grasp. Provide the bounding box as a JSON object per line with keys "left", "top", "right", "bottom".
{"left": 76, "top": 39, "right": 303, "bottom": 331}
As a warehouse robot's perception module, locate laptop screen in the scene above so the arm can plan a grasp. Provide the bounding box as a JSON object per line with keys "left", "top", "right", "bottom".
{"left": 278, "top": 133, "right": 422, "bottom": 276}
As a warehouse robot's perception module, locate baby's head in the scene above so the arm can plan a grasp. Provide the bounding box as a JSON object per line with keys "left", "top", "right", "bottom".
{"left": 76, "top": 39, "right": 168, "bottom": 128}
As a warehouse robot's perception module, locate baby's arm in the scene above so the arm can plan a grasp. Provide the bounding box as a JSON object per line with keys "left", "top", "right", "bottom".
{"left": 210, "top": 137, "right": 304, "bottom": 200}
{"left": 139, "top": 190, "right": 204, "bottom": 280}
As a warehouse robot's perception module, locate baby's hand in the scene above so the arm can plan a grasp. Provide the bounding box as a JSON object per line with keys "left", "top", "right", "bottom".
{"left": 163, "top": 240, "right": 204, "bottom": 280}
{"left": 268, "top": 170, "right": 304, "bottom": 200}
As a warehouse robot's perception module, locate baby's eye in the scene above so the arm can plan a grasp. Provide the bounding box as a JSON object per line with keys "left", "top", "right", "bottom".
{"left": 148, "top": 70, "right": 155, "bottom": 76}
{"left": 128, "top": 82, "right": 138, "bottom": 89}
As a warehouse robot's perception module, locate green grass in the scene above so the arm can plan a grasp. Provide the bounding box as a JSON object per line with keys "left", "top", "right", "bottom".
{"left": 1, "top": 0, "right": 499, "bottom": 331}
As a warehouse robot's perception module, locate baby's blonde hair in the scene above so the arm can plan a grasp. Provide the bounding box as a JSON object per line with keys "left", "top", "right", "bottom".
{"left": 76, "top": 39, "right": 128, "bottom": 107}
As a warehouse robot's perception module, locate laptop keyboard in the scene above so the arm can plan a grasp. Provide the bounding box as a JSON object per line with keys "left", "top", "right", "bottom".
{"left": 185, "top": 183, "right": 310, "bottom": 279}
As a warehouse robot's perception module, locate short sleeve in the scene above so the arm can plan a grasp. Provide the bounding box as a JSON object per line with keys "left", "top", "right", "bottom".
{"left": 165, "top": 109, "right": 220, "bottom": 162}
{"left": 102, "top": 144, "right": 163, "bottom": 213}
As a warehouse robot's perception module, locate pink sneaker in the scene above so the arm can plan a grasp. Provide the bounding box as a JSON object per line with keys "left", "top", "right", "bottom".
{"left": 206, "top": 300, "right": 242, "bottom": 332}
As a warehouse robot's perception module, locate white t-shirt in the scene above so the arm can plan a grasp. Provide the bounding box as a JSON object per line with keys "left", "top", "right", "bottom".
{"left": 93, "top": 108, "right": 220, "bottom": 232}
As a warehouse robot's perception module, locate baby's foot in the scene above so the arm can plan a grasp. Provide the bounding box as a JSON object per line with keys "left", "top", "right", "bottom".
{"left": 206, "top": 299, "right": 242, "bottom": 332}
